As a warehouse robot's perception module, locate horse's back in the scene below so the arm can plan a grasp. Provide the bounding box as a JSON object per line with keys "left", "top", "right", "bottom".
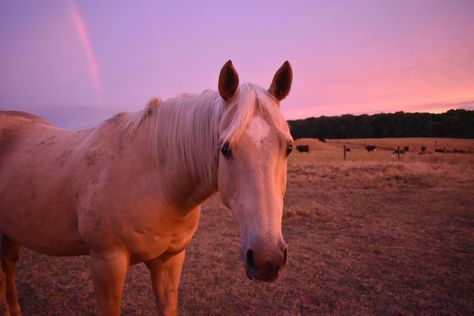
{"left": 0, "top": 111, "right": 51, "bottom": 162}
{"left": 0, "top": 110, "right": 51, "bottom": 124}
{"left": 0, "top": 111, "right": 90, "bottom": 254}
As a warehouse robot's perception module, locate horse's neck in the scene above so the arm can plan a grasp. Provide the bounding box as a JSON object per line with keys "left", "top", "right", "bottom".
{"left": 130, "top": 100, "right": 220, "bottom": 213}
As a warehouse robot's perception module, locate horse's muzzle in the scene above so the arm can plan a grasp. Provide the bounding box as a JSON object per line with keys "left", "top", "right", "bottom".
{"left": 245, "top": 244, "right": 288, "bottom": 282}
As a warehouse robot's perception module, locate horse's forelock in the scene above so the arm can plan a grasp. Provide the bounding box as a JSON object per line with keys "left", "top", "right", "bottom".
{"left": 219, "top": 83, "right": 290, "bottom": 147}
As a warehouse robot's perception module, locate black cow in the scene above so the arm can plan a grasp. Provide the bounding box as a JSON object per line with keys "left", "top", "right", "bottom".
{"left": 296, "top": 145, "right": 309, "bottom": 153}
{"left": 366, "top": 145, "right": 376, "bottom": 152}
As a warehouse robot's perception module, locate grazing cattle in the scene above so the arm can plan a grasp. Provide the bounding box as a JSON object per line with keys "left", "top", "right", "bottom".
{"left": 345, "top": 147, "right": 351, "bottom": 152}
{"left": 318, "top": 138, "right": 326, "bottom": 143}
{"left": 366, "top": 145, "right": 376, "bottom": 152}
{"left": 420, "top": 146, "right": 426, "bottom": 154}
{"left": 296, "top": 145, "right": 309, "bottom": 152}
{"left": 435, "top": 148, "right": 446, "bottom": 153}
{"left": 404, "top": 146, "right": 409, "bottom": 152}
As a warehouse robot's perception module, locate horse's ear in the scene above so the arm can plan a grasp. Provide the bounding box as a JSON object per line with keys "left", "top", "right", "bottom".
{"left": 218, "top": 60, "right": 239, "bottom": 101}
{"left": 269, "top": 61, "right": 293, "bottom": 101}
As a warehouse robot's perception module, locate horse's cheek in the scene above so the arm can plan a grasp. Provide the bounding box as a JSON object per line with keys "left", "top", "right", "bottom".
{"left": 217, "top": 160, "right": 235, "bottom": 206}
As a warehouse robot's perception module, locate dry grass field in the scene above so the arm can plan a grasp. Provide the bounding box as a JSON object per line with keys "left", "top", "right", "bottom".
{"left": 14, "top": 138, "right": 474, "bottom": 315}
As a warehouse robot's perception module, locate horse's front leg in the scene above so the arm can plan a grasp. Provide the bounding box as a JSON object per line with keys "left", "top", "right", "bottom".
{"left": 0, "top": 234, "right": 10, "bottom": 316}
{"left": 0, "top": 271, "right": 8, "bottom": 316}
{"left": 1, "top": 235, "right": 21, "bottom": 316}
{"left": 90, "top": 251, "right": 129, "bottom": 316}
{"left": 146, "top": 251, "right": 185, "bottom": 316}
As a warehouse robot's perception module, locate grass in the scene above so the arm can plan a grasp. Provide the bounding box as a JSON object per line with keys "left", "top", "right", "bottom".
{"left": 283, "top": 206, "right": 313, "bottom": 219}
{"left": 13, "top": 137, "right": 474, "bottom": 315}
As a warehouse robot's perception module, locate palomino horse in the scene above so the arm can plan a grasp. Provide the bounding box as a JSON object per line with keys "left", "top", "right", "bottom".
{"left": 0, "top": 60, "right": 293, "bottom": 315}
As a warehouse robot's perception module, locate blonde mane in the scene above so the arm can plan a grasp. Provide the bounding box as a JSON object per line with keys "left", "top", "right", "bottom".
{"left": 122, "top": 83, "right": 290, "bottom": 189}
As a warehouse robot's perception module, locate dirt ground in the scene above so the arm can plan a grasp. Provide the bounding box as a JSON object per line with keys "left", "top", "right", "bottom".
{"left": 12, "top": 138, "right": 474, "bottom": 315}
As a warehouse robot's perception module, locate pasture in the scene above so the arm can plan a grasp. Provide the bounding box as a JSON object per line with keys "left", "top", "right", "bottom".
{"left": 14, "top": 138, "right": 474, "bottom": 315}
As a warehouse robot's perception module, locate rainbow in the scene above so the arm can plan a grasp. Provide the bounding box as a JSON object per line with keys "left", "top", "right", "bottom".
{"left": 68, "top": 0, "right": 101, "bottom": 92}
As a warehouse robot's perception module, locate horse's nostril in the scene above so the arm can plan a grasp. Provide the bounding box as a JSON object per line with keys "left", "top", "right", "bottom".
{"left": 246, "top": 249, "right": 256, "bottom": 271}
{"left": 283, "top": 246, "right": 288, "bottom": 266}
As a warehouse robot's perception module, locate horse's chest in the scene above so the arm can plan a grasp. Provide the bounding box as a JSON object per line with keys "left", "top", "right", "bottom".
{"left": 127, "top": 209, "right": 201, "bottom": 264}
{"left": 127, "top": 230, "right": 195, "bottom": 264}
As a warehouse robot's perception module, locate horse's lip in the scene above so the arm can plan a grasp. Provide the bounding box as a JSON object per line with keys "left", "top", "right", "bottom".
{"left": 258, "top": 272, "right": 280, "bottom": 282}
{"left": 245, "top": 267, "right": 281, "bottom": 282}
{"left": 245, "top": 268, "right": 253, "bottom": 280}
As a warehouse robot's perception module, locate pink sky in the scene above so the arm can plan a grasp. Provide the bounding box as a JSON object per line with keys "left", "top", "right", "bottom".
{"left": 0, "top": 0, "right": 473, "bottom": 128}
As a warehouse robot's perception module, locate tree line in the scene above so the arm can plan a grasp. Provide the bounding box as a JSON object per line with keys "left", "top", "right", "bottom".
{"left": 288, "top": 109, "right": 474, "bottom": 139}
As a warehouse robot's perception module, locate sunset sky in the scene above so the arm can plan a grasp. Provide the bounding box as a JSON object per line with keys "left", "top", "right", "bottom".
{"left": 1, "top": 0, "right": 473, "bottom": 128}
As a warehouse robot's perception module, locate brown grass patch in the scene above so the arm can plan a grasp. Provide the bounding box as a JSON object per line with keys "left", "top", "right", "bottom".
{"left": 283, "top": 206, "right": 313, "bottom": 219}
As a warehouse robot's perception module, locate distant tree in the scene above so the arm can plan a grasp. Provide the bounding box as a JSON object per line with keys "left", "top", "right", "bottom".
{"left": 288, "top": 109, "right": 474, "bottom": 139}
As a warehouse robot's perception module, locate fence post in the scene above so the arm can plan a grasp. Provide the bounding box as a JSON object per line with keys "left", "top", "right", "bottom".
{"left": 397, "top": 146, "right": 400, "bottom": 159}
{"left": 343, "top": 145, "right": 346, "bottom": 161}
{"left": 444, "top": 146, "right": 446, "bottom": 164}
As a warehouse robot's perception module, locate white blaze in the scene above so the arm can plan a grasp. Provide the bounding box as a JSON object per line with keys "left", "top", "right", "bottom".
{"left": 246, "top": 116, "right": 270, "bottom": 149}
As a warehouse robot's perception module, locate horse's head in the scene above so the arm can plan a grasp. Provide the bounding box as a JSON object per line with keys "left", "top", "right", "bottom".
{"left": 217, "top": 60, "right": 293, "bottom": 282}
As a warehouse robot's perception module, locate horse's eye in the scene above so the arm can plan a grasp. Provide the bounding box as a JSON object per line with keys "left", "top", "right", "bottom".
{"left": 221, "top": 142, "right": 232, "bottom": 159}
{"left": 286, "top": 144, "right": 293, "bottom": 156}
